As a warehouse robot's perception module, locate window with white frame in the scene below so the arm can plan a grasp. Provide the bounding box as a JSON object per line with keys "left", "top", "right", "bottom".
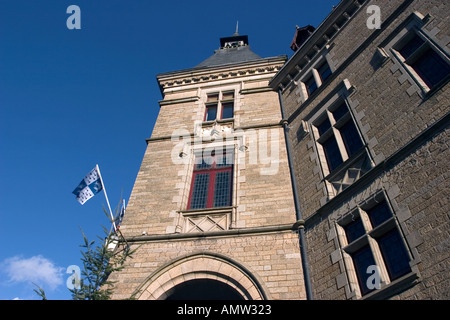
{"left": 337, "top": 193, "right": 412, "bottom": 298}
{"left": 204, "top": 91, "right": 235, "bottom": 121}
{"left": 384, "top": 12, "right": 450, "bottom": 94}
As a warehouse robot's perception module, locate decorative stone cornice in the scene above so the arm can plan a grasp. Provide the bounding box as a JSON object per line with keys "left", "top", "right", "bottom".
{"left": 160, "top": 65, "right": 282, "bottom": 90}
{"left": 156, "top": 56, "right": 286, "bottom": 94}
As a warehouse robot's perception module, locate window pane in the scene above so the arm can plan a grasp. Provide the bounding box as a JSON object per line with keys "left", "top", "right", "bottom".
{"left": 190, "top": 173, "right": 210, "bottom": 209}
{"left": 377, "top": 229, "right": 411, "bottom": 280}
{"left": 411, "top": 48, "right": 450, "bottom": 88}
{"left": 213, "top": 171, "right": 232, "bottom": 207}
{"left": 339, "top": 121, "right": 363, "bottom": 156}
{"left": 195, "top": 155, "right": 213, "bottom": 170}
{"left": 366, "top": 201, "right": 392, "bottom": 228}
{"left": 344, "top": 217, "right": 365, "bottom": 243}
{"left": 331, "top": 103, "right": 348, "bottom": 122}
{"left": 207, "top": 94, "right": 219, "bottom": 102}
{"left": 222, "top": 103, "right": 234, "bottom": 119}
{"left": 322, "top": 136, "right": 343, "bottom": 171}
{"left": 205, "top": 106, "right": 217, "bottom": 121}
{"left": 318, "top": 62, "right": 332, "bottom": 82}
{"left": 305, "top": 76, "right": 318, "bottom": 95}
{"left": 352, "top": 246, "right": 377, "bottom": 296}
{"left": 216, "top": 153, "right": 233, "bottom": 167}
{"left": 316, "top": 117, "right": 331, "bottom": 136}
{"left": 222, "top": 91, "right": 234, "bottom": 101}
{"left": 399, "top": 35, "right": 425, "bottom": 59}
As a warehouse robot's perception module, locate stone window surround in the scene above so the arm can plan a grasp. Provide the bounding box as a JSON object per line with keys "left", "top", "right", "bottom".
{"left": 200, "top": 84, "right": 242, "bottom": 127}
{"left": 335, "top": 190, "right": 414, "bottom": 298}
{"left": 170, "top": 139, "right": 245, "bottom": 234}
{"left": 305, "top": 79, "right": 379, "bottom": 203}
{"left": 294, "top": 50, "right": 336, "bottom": 105}
{"left": 327, "top": 185, "right": 422, "bottom": 300}
{"left": 187, "top": 149, "right": 234, "bottom": 210}
{"left": 204, "top": 90, "right": 235, "bottom": 121}
{"left": 311, "top": 98, "right": 364, "bottom": 175}
{"left": 381, "top": 11, "right": 450, "bottom": 98}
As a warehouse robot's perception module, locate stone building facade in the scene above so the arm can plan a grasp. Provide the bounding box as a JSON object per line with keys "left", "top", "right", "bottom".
{"left": 269, "top": 0, "right": 449, "bottom": 299}
{"left": 109, "top": 0, "right": 449, "bottom": 300}
{"left": 109, "top": 33, "right": 307, "bottom": 300}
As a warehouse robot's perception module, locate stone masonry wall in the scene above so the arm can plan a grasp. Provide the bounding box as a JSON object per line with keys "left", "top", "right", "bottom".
{"left": 278, "top": 0, "right": 449, "bottom": 299}
{"left": 109, "top": 231, "right": 305, "bottom": 300}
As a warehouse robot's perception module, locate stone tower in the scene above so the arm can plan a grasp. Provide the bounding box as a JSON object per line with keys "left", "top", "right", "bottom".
{"left": 109, "top": 32, "right": 307, "bottom": 300}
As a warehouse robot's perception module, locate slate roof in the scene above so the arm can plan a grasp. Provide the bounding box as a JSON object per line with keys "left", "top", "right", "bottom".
{"left": 194, "top": 34, "right": 263, "bottom": 68}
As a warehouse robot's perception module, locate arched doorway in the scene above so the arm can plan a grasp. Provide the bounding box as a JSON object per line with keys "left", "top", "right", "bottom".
{"left": 133, "top": 252, "right": 269, "bottom": 300}
{"left": 165, "top": 278, "right": 244, "bottom": 300}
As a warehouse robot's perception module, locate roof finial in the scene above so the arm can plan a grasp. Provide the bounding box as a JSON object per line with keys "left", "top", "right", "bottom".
{"left": 233, "top": 21, "right": 239, "bottom": 36}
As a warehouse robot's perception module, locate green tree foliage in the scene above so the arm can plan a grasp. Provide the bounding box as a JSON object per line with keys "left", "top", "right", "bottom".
{"left": 33, "top": 283, "right": 47, "bottom": 300}
{"left": 34, "top": 202, "right": 136, "bottom": 300}
{"left": 69, "top": 226, "right": 135, "bottom": 300}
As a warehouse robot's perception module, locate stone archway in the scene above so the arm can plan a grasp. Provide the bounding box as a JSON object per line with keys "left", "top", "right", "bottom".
{"left": 133, "top": 252, "right": 268, "bottom": 300}
{"left": 165, "top": 278, "right": 245, "bottom": 300}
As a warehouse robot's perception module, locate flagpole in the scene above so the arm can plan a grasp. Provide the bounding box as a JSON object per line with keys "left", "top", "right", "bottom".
{"left": 96, "top": 164, "right": 117, "bottom": 231}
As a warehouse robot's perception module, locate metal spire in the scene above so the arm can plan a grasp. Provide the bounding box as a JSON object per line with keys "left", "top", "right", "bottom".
{"left": 233, "top": 21, "right": 239, "bottom": 36}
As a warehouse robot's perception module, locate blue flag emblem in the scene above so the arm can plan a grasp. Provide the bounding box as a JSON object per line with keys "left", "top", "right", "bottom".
{"left": 72, "top": 167, "right": 103, "bottom": 205}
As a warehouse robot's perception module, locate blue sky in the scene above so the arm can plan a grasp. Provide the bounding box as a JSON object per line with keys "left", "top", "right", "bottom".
{"left": 0, "top": 0, "right": 339, "bottom": 300}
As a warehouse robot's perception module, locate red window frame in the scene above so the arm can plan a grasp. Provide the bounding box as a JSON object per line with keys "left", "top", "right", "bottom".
{"left": 204, "top": 93, "right": 219, "bottom": 122}
{"left": 187, "top": 151, "right": 233, "bottom": 210}
{"left": 204, "top": 105, "right": 218, "bottom": 121}
{"left": 204, "top": 92, "right": 235, "bottom": 121}
{"left": 221, "top": 102, "right": 234, "bottom": 119}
